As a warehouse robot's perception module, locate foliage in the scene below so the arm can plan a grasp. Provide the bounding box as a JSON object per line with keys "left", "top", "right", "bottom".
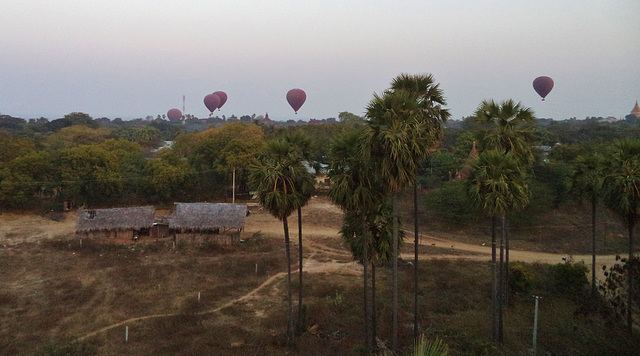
{"left": 412, "top": 335, "right": 449, "bottom": 356}
{"left": 419, "top": 150, "right": 463, "bottom": 188}
{"left": 422, "top": 180, "right": 479, "bottom": 224}
{"left": 249, "top": 139, "right": 315, "bottom": 221}
{"left": 466, "top": 150, "right": 530, "bottom": 218}
{"left": 365, "top": 90, "right": 434, "bottom": 192}
{"left": 599, "top": 257, "right": 640, "bottom": 325}
{"left": 547, "top": 260, "right": 589, "bottom": 297}
{"left": 43, "top": 125, "right": 112, "bottom": 150}
{"left": 0, "top": 130, "right": 36, "bottom": 164}
{"left": 473, "top": 99, "right": 536, "bottom": 166}
{"left": 508, "top": 261, "right": 536, "bottom": 296}
{"left": 603, "top": 139, "right": 640, "bottom": 230}
{"left": 112, "top": 126, "right": 163, "bottom": 148}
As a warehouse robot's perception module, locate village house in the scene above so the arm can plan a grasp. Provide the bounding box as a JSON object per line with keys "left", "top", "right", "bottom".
{"left": 169, "top": 203, "right": 247, "bottom": 245}
{"left": 76, "top": 206, "right": 155, "bottom": 240}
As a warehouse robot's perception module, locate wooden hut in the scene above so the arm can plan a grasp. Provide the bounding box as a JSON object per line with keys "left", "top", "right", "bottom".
{"left": 169, "top": 203, "right": 247, "bottom": 244}
{"left": 76, "top": 206, "right": 155, "bottom": 240}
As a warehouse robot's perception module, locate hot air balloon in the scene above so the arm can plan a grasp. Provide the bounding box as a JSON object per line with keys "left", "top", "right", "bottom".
{"left": 286, "top": 88, "right": 306, "bottom": 114}
{"left": 204, "top": 93, "right": 221, "bottom": 116}
{"left": 213, "top": 91, "right": 227, "bottom": 111}
{"left": 533, "top": 76, "right": 554, "bottom": 101}
{"left": 167, "top": 108, "right": 183, "bottom": 121}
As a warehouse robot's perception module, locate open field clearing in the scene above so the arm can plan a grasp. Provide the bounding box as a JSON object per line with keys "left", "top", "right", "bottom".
{"left": 1, "top": 195, "right": 638, "bottom": 355}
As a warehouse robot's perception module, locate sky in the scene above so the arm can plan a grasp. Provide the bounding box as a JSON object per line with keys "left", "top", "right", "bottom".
{"left": 1, "top": 0, "right": 639, "bottom": 122}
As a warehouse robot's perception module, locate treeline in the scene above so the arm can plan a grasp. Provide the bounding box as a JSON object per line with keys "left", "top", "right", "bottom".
{"left": 0, "top": 112, "right": 354, "bottom": 211}
{"left": 0, "top": 110, "right": 638, "bottom": 212}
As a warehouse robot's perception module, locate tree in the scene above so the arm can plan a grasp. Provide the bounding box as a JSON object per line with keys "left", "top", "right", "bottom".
{"left": 474, "top": 99, "right": 535, "bottom": 166}
{"left": 603, "top": 139, "right": 640, "bottom": 330}
{"left": 0, "top": 151, "right": 54, "bottom": 209}
{"left": 389, "top": 73, "right": 450, "bottom": 341}
{"left": 329, "top": 128, "right": 385, "bottom": 352}
{"left": 365, "top": 88, "right": 432, "bottom": 351}
{"left": 282, "top": 130, "right": 316, "bottom": 329}
{"left": 248, "top": 139, "right": 315, "bottom": 340}
{"left": 570, "top": 153, "right": 607, "bottom": 293}
{"left": 466, "top": 150, "right": 530, "bottom": 343}
{"left": 473, "top": 99, "right": 535, "bottom": 313}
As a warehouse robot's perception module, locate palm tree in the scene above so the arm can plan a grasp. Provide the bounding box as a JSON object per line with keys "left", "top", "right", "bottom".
{"left": 329, "top": 129, "right": 384, "bottom": 353}
{"left": 365, "top": 89, "right": 433, "bottom": 351}
{"left": 389, "top": 73, "right": 450, "bottom": 341}
{"left": 248, "top": 138, "right": 315, "bottom": 340}
{"left": 473, "top": 99, "right": 535, "bottom": 307}
{"left": 283, "top": 131, "right": 316, "bottom": 328}
{"left": 474, "top": 99, "right": 535, "bottom": 166}
{"left": 603, "top": 139, "right": 640, "bottom": 330}
{"left": 570, "top": 153, "right": 607, "bottom": 294}
{"left": 466, "top": 150, "right": 530, "bottom": 343}
{"left": 339, "top": 198, "right": 397, "bottom": 352}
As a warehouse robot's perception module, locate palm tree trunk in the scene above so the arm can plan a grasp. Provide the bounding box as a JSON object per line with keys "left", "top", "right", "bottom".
{"left": 628, "top": 220, "right": 634, "bottom": 331}
{"left": 505, "top": 217, "right": 510, "bottom": 305}
{"left": 361, "top": 214, "right": 371, "bottom": 353}
{"left": 392, "top": 192, "right": 399, "bottom": 351}
{"left": 498, "top": 215, "right": 506, "bottom": 343}
{"left": 283, "top": 216, "right": 293, "bottom": 341}
{"left": 413, "top": 182, "right": 419, "bottom": 342}
{"left": 591, "top": 198, "right": 597, "bottom": 295}
{"left": 298, "top": 207, "right": 304, "bottom": 328}
{"left": 491, "top": 216, "right": 498, "bottom": 342}
{"left": 372, "top": 264, "right": 377, "bottom": 349}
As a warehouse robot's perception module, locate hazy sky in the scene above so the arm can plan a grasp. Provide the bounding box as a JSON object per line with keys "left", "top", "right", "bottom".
{"left": 1, "top": 0, "right": 638, "bottom": 122}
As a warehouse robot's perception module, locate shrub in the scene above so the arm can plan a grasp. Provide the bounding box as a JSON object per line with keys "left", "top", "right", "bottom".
{"left": 547, "top": 260, "right": 589, "bottom": 297}
{"left": 509, "top": 261, "right": 536, "bottom": 296}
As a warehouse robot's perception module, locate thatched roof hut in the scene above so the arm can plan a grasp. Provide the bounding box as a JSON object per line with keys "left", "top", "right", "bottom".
{"left": 76, "top": 206, "right": 156, "bottom": 233}
{"left": 169, "top": 203, "right": 246, "bottom": 231}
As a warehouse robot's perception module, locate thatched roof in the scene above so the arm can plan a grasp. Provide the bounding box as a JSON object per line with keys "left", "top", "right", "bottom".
{"left": 76, "top": 206, "right": 156, "bottom": 232}
{"left": 169, "top": 203, "right": 246, "bottom": 231}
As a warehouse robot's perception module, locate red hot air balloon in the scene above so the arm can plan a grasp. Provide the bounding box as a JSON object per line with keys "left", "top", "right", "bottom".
{"left": 167, "top": 108, "right": 183, "bottom": 121}
{"left": 286, "top": 88, "right": 306, "bottom": 114}
{"left": 533, "top": 76, "right": 554, "bottom": 101}
{"left": 204, "top": 93, "right": 221, "bottom": 116}
{"left": 213, "top": 91, "right": 227, "bottom": 110}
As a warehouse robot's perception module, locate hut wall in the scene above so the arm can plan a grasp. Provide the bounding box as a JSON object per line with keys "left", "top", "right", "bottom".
{"left": 175, "top": 231, "right": 240, "bottom": 245}
{"left": 151, "top": 224, "right": 170, "bottom": 239}
{"left": 80, "top": 229, "right": 135, "bottom": 239}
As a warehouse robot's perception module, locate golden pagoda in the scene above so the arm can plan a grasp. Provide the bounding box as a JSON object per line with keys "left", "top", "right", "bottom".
{"left": 631, "top": 100, "right": 640, "bottom": 118}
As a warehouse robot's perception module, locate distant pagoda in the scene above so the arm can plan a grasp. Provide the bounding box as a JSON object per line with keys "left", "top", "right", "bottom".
{"left": 631, "top": 100, "right": 640, "bottom": 118}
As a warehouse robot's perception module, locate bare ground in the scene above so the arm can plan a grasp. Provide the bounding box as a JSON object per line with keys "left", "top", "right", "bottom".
{"left": 0, "top": 195, "right": 623, "bottom": 343}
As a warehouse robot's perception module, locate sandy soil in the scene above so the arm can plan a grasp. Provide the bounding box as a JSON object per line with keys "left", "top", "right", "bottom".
{"left": 0, "top": 196, "right": 621, "bottom": 271}
{"left": 1, "top": 196, "right": 623, "bottom": 341}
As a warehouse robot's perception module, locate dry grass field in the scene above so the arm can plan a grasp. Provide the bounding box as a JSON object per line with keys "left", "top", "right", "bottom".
{"left": 1, "top": 195, "right": 638, "bottom": 355}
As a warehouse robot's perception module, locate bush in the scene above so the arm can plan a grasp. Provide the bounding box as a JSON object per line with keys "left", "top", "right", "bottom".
{"left": 547, "top": 260, "right": 589, "bottom": 297}
{"left": 509, "top": 261, "right": 536, "bottom": 296}
{"left": 422, "top": 180, "right": 479, "bottom": 225}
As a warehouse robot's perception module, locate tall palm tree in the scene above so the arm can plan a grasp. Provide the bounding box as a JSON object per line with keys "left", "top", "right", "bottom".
{"left": 603, "top": 139, "right": 640, "bottom": 330}
{"left": 474, "top": 99, "right": 535, "bottom": 166}
{"left": 570, "top": 153, "right": 607, "bottom": 294}
{"left": 466, "top": 150, "right": 530, "bottom": 343}
{"left": 389, "top": 73, "right": 450, "bottom": 341}
{"left": 339, "top": 199, "right": 397, "bottom": 352}
{"left": 365, "top": 89, "right": 433, "bottom": 351}
{"left": 283, "top": 131, "right": 316, "bottom": 328}
{"left": 329, "top": 129, "right": 384, "bottom": 353}
{"left": 248, "top": 138, "right": 315, "bottom": 340}
{"left": 473, "top": 99, "right": 535, "bottom": 306}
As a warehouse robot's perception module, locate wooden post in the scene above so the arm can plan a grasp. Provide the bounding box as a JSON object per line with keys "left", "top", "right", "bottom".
{"left": 232, "top": 167, "right": 236, "bottom": 204}
{"left": 125, "top": 326, "right": 129, "bottom": 343}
